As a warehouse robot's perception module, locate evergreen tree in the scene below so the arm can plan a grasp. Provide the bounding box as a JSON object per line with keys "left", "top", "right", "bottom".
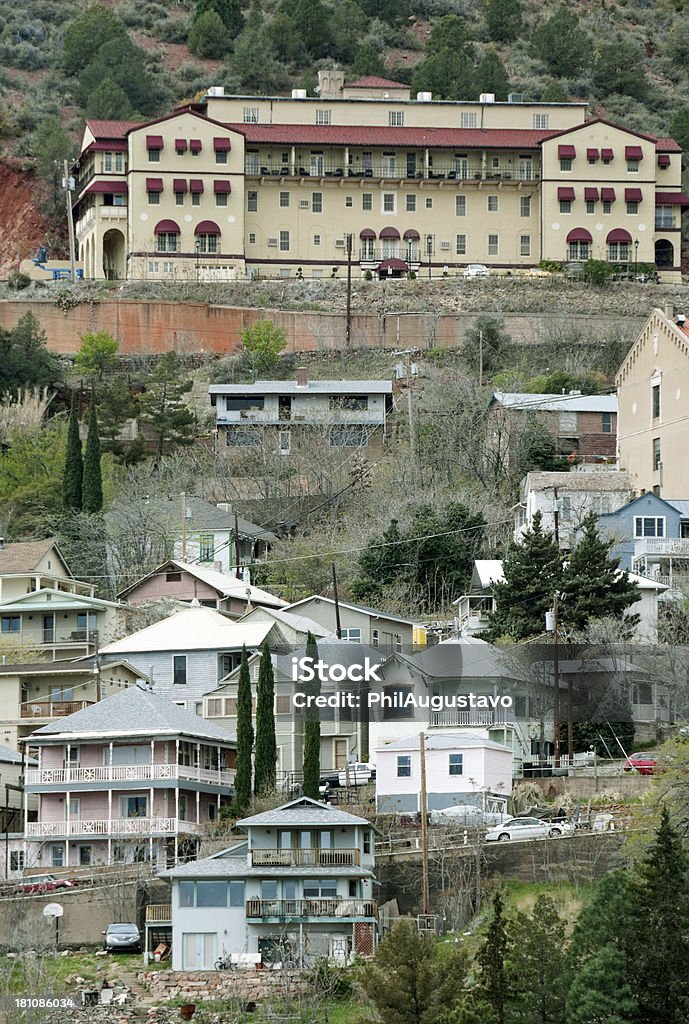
{"left": 0, "top": 313, "right": 62, "bottom": 397}
{"left": 97, "top": 376, "right": 140, "bottom": 462}
{"left": 85, "top": 79, "right": 135, "bottom": 120}
{"left": 565, "top": 946, "right": 637, "bottom": 1024}
{"left": 475, "top": 891, "right": 509, "bottom": 1024}
{"left": 62, "top": 3, "right": 129, "bottom": 76}
{"left": 234, "top": 646, "right": 253, "bottom": 812}
{"left": 475, "top": 49, "right": 510, "bottom": 101}
{"left": 138, "top": 352, "right": 196, "bottom": 458}
{"left": 461, "top": 315, "right": 513, "bottom": 377}
{"left": 560, "top": 512, "right": 639, "bottom": 632}
{"left": 486, "top": 511, "right": 563, "bottom": 641}
{"left": 63, "top": 393, "right": 83, "bottom": 511}
{"left": 75, "top": 330, "right": 119, "bottom": 380}
{"left": 189, "top": 10, "right": 229, "bottom": 59}
{"left": 507, "top": 896, "right": 569, "bottom": 1023}
{"left": 350, "top": 42, "right": 386, "bottom": 78}
{"left": 254, "top": 642, "right": 276, "bottom": 795}
{"left": 670, "top": 106, "right": 689, "bottom": 152}
{"left": 593, "top": 39, "right": 647, "bottom": 100}
{"left": 302, "top": 631, "right": 321, "bottom": 799}
{"left": 485, "top": 0, "right": 522, "bottom": 43}
{"left": 195, "top": 0, "right": 244, "bottom": 35}
{"left": 531, "top": 7, "right": 589, "bottom": 77}
{"left": 82, "top": 397, "right": 103, "bottom": 514}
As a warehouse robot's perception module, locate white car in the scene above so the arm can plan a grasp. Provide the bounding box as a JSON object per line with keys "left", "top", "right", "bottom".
{"left": 463, "top": 264, "right": 490, "bottom": 279}
{"left": 484, "top": 816, "right": 574, "bottom": 842}
{"left": 338, "top": 762, "right": 375, "bottom": 787}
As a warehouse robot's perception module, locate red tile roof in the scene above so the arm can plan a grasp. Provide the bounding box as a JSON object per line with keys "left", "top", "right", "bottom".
{"left": 655, "top": 137, "right": 682, "bottom": 153}
{"left": 86, "top": 119, "right": 138, "bottom": 138}
{"left": 346, "top": 76, "right": 410, "bottom": 89}
{"left": 227, "top": 123, "right": 554, "bottom": 149}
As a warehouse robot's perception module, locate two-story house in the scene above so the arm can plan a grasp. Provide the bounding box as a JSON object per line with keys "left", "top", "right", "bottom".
{"left": 514, "top": 470, "right": 633, "bottom": 548}
{"left": 117, "top": 558, "right": 287, "bottom": 617}
{"left": 210, "top": 370, "right": 393, "bottom": 454}
{"left": 616, "top": 305, "right": 689, "bottom": 497}
{"left": 0, "top": 539, "right": 124, "bottom": 661}
{"left": 599, "top": 491, "right": 689, "bottom": 589}
{"left": 284, "top": 595, "right": 424, "bottom": 649}
{"left": 23, "top": 683, "right": 235, "bottom": 870}
{"left": 161, "top": 796, "right": 377, "bottom": 969}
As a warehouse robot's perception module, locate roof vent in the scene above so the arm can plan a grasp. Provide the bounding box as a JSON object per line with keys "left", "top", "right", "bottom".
{"left": 676, "top": 314, "right": 687, "bottom": 327}
{"left": 479, "top": 93, "right": 496, "bottom": 104}
{"left": 416, "top": 91, "right": 432, "bottom": 102}
{"left": 507, "top": 92, "right": 523, "bottom": 103}
{"left": 207, "top": 86, "right": 225, "bottom": 98}
{"left": 296, "top": 367, "right": 308, "bottom": 388}
{"left": 291, "top": 88, "right": 307, "bottom": 99}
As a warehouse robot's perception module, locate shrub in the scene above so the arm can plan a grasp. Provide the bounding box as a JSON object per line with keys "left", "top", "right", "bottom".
{"left": 364, "top": 270, "right": 373, "bottom": 280}
{"left": 7, "top": 271, "right": 31, "bottom": 291}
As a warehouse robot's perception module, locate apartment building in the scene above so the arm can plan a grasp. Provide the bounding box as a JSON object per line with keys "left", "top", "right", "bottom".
{"left": 72, "top": 72, "right": 686, "bottom": 282}
{"left": 514, "top": 469, "right": 634, "bottom": 548}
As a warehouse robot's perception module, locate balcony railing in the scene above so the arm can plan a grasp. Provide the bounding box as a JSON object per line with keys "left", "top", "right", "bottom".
{"left": 246, "top": 898, "right": 377, "bottom": 920}
{"left": 430, "top": 710, "right": 507, "bottom": 728}
{"left": 26, "top": 817, "right": 201, "bottom": 838}
{"left": 359, "top": 248, "right": 421, "bottom": 263}
{"left": 146, "top": 904, "right": 172, "bottom": 923}
{"left": 25, "top": 764, "right": 234, "bottom": 786}
{"left": 245, "top": 162, "right": 540, "bottom": 182}
{"left": 20, "top": 700, "right": 94, "bottom": 719}
{"left": 634, "top": 538, "right": 689, "bottom": 557}
{"left": 250, "top": 848, "right": 360, "bottom": 867}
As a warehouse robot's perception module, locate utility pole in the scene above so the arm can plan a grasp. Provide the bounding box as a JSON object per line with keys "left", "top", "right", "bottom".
{"left": 345, "top": 233, "right": 353, "bottom": 348}
{"left": 419, "top": 732, "right": 430, "bottom": 915}
{"left": 331, "top": 562, "right": 342, "bottom": 639}
{"left": 553, "top": 486, "right": 560, "bottom": 546}
{"left": 234, "top": 509, "right": 241, "bottom": 575}
{"left": 478, "top": 330, "right": 484, "bottom": 387}
{"left": 62, "top": 159, "right": 77, "bottom": 284}
{"left": 180, "top": 492, "right": 187, "bottom": 561}
{"left": 551, "top": 594, "right": 560, "bottom": 769}
{"left": 407, "top": 363, "right": 417, "bottom": 487}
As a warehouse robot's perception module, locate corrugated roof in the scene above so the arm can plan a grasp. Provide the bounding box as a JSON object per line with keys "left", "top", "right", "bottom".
{"left": 27, "top": 683, "right": 234, "bottom": 743}
{"left": 346, "top": 76, "right": 410, "bottom": 89}
{"left": 0, "top": 539, "right": 62, "bottom": 574}
{"left": 238, "top": 796, "right": 372, "bottom": 828}
{"left": 665, "top": 499, "right": 689, "bottom": 518}
{"left": 228, "top": 123, "right": 553, "bottom": 150}
{"left": 162, "top": 857, "right": 372, "bottom": 879}
{"left": 492, "top": 392, "right": 617, "bottom": 413}
{"left": 100, "top": 604, "right": 273, "bottom": 655}
{"left": 210, "top": 380, "right": 392, "bottom": 396}
{"left": 378, "top": 732, "right": 512, "bottom": 752}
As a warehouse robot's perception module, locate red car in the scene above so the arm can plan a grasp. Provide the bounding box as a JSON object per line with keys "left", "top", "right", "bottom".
{"left": 13, "top": 874, "right": 77, "bottom": 895}
{"left": 623, "top": 752, "right": 657, "bottom": 776}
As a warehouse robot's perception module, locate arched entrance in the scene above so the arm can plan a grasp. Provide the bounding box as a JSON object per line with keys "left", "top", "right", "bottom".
{"left": 102, "top": 228, "right": 125, "bottom": 280}
{"left": 655, "top": 239, "right": 674, "bottom": 269}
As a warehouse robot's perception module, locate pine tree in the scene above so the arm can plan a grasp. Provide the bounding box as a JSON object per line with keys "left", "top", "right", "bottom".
{"left": 302, "top": 631, "right": 321, "bottom": 799}
{"left": 486, "top": 511, "right": 563, "bottom": 641}
{"left": 234, "top": 646, "right": 253, "bottom": 812}
{"left": 138, "top": 352, "right": 196, "bottom": 459}
{"left": 507, "top": 896, "right": 569, "bottom": 1023}
{"left": 560, "top": 512, "right": 640, "bottom": 633}
{"left": 82, "top": 397, "right": 103, "bottom": 514}
{"left": 531, "top": 7, "right": 589, "bottom": 77}
{"left": 565, "top": 947, "right": 637, "bottom": 1024}
{"left": 485, "top": 0, "right": 522, "bottom": 43}
{"left": 475, "top": 891, "right": 509, "bottom": 1024}
{"left": 63, "top": 393, "right": 83, "bottom": 511}
{"left": 475, "top": 49, "right": 510, "bottom": 101}
{"left": 254, "top": 642, "right": 276, "bottom": 796}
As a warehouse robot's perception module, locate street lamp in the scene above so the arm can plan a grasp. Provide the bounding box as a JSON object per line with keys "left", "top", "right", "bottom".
{"left": 195, "top": 239, "right": 200, "bottom": 282}
{"left": 634, "top": 238, "right": 639, "bottom": 279}
{"left": 426, "top": 235, "right": 433, "bottom": 280}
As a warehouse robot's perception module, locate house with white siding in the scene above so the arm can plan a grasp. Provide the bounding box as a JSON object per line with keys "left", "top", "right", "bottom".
{"left": 375, "top": 732, "right": 512, "bottom": 814}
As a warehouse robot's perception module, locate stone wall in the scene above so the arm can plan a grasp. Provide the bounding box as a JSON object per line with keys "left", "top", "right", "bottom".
{"left": 139, "top": 968, "right": 307, "bottom": 1003}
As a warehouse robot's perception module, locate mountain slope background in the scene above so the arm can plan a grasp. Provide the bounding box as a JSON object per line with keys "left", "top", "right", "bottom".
{"left": 2, "top": 0, "right": 689, "bottom": 268}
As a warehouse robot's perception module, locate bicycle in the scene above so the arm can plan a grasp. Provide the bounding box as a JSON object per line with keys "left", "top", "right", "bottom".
{"left": 214, "top": 953, "right": 235, "bottom": 970}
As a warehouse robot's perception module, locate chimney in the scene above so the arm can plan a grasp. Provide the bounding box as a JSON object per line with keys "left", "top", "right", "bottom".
{"left": 296, "top": 367, "right": 308, "bottom": 388}
{"left": 665, "top": 302, "right": 675, "bottom": 320}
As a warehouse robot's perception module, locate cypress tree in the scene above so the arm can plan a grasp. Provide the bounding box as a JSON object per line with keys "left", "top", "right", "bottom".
{"left": 475, "top": 891, "right": 510, "bottom": 1024}
{"left": 82, "top": 397, "right": 103, "bottom": 513}
{"left": 254, "top": 642, "right": 276, "bottom": 795}
{"left": 234, "top": 646, "right": 253, "bottom": 812}
{"left": 63, "top": 392, "right": 83, "bottom": 510}
{"left": 302, "top": 630, "right": 321, "bottom": 799}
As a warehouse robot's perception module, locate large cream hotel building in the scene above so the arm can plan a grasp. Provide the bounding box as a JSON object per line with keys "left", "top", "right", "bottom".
{"left": 73, "top": 71, "right": 687, "bottom": 283}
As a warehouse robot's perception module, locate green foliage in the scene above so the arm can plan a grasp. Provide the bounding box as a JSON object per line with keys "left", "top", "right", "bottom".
{"left": 189, "top": 9, "right": 229, "bottom": 59}
{"left": 254, "top": 642, "right": 277, "bottom": 796}
{"left": 350, "top": 41, "right": 386, "bottom": 78}
{"left": 560, "top": 513, "right": 640, "bottom": 633}
{"left": 195, "top": 0, "right": 244, "bottom": 35}
{"left": 82, "top": 398, "right": 103, "bottom": 514}
{"left": 84, "top": 78, "right": 135, "bottom": 120}
{"left": 565, "top": 947, "right": 637, "bottom": 1024}
{"left": 62, "top": 3, "right": 129, "bottom": 76}
{"left": 507, "top": 896, "right": 569, "bottom": 1023}
{"left": 461, "top": 315, "right": 513, "bottom": 378}
{"left": 96, "top": 376, "right": 140, "bottom": 462}
{"left": 329, "top": 0, "right": 367, "bottom": 64}
{"left": 412, "top": 45, "right": 475, "bottom": 101}
{"left": 427, "top": 15, "right": 470, "bottom": 54}
{"left": 531, "top": 7, "right": 589, "bottom": 77}
{"left": 670, "top": 106, "right": 689, "bottom": 151}
{"left": 518, "top": 370, "right": 607, "bottom": 396}
{"left": 31, "top": 115, "right": 73, "bottom": 182}
{"left": 517, "top": 421, "right": 563, "bottom": 474}
{"left": 593, "top": 39, "right": 647, "bottom": 101}
{"left": 0, "top": 313, "right": 62, "bottom": 397}
{"left": 351, "top": 502, "right": 485, "bottom": 615}
{"left": 138, "top": 352, "right": 196, "bottom": 458}
{"left": 234, "top": 646, "right": 253, "bottom": 812}
{"left": 241, "top": 319, "right": 288, "bottom": 377}
{"left": 231, "top": 12, "right": 289, "bottom": 94}
{"left": 289, "top": 0, "right": 330, "bottom": 57}
{"left": 0, "top": 419, "right": 67, "bottom": 534}
{"left": 541, "top": 81, "right": 569, "bottom": 102}
{"left": 475, "top": 48, "right": 510, "bottom": 100}
{"left": 582, "top": 260, "right": 613, "bottom": 286}
{"left": 7, "top": 271, "right": 31, "bottom": 292}
{"left": 75, "top": 331, "right": 119, "bottom": 380}
{"left": 62, "top": 392, "right": 83, "bottom": 512}
{"left": 485, "top": 0, "right": 522, "bottom": 43}
{"left": 537, "top": 259, "right": 564, "bottom": 273}
{"left": 302, "top": 631, "right": 321, "bottom": 800}
{"left": 475, "top": 891, "right": 509, "bottom": 1023}
{"left": 78, "top": 35, "right": 159, "bottom": 117}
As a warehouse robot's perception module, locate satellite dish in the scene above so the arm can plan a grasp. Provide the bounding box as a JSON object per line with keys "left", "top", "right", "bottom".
{"left": 43, "top": 903, "right": 64, "bottom": 918}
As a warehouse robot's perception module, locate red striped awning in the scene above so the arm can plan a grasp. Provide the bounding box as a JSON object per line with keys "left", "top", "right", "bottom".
{"left": 194, "top": 220, "right": 221, "bottom": 235}
{"left": 625, "top": 188, "right": 642, "bottom": 202}
{"left": 146, "top": 135, "right": 163, "bottom": 149}
{"left": 146, "top": 178, "right": 163, "bottom": 191}
{"left": 625, "top": 145, "right": 643, "bottom": 160}
{"left": 601, "top": 148, "right": 613, "bottom": 160}
{"left": 380, "top": 226, "right": 401, "bottom": 239}
{"left": 606, "top": 228, "right": 632, "bottom": 243}
{"left": 655, "top": 192, "right": 689, "bottom": 206}
{"left": 584, "top": 187, "right": 599, "bottom": 201}
{"left": 566, "top": 228, "right": 592, "bottom": 242}
{"left": 359, "top": 228, "right": 376, "bottom": 239}
{"left": 558, "top": 145, "right": 576, "bottom": 159}
{"left": 154, "top": 219, "right": 180, "bottom": 233}
{"left": 586, "top": 148, "right": 599, "bottom": 161}
{"left": 403, "top": 229, "right": 420, "bottom": 240}
{"left": 557, "top": 187, "right": 575, "bottom": 200}
{"left": 175, "top": 138, "right": 187, "bottom": 152}
{"left": 658, "top": 154, "right": 671, "bottom": 168}
{"left": 85, "top": 180, "right": 128, "bottom": 194}
{"left": 213, "top": 138, "right": 232, "bottom": 151}
{"left": 189, "top": 179, "right": 204, "bottom": 193}
{"left": 601, "top": 187, "right": 616, "bottom": 201}
{"left": 214, "top": 180, "right": 231, "bottom": 194}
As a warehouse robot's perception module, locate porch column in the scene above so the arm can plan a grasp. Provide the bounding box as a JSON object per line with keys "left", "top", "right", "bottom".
{"left": 151, "top": 738, "right": 155, "bottom": 778}
{"left": 290, "top": 146, "right": 296, "bottom": 176}
{"left": 196, "top": 790, "right": 200, "bottom": 825}
{"left": 196, "top": 743, "right": 201, "bottom": 782}
{"left": 481, "top": 150, "right": 487, "bottom": 178}
{"left": 344, "top": 146, "right": 349, "bottom": 175}
{"left": 424, "top": 148, "right": 429, "bottom": 178}
{"left": 217, "top": 745, "right": 221, "bottom": 785}
{"left": 66, "top": 744, "right": 71, "bottom": 784}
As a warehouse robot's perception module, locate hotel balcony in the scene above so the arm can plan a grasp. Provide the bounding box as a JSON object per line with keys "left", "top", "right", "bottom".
{"left": 244, "top": 161, "right": 540, "bottom": 183}
{"left": 249, "top": 848, "right": 360, "bottom": 868}
{"left": 245, "top": 898, "right": 377, "bottom": 921}
{"left": 26, "top": 817, "right": 202, "bottom": 838}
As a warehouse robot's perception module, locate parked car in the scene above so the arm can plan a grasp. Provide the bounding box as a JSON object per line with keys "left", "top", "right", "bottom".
{"left": 463, "top": 263, "right": 490, "bottom": 279}
{"left": 14, "top": 874, "right": 77, "bottom": 895}
{"left": 103, "top": 923, "right": 141, "bottom": 953}
{"left": 484, "top": 816, "right": 574, "bottom": 842}
{"left": 623, "top": 752, "right": 657, "bottom": 775}
{"left": 338, "top": 762, "right": 376, "bottom": 787}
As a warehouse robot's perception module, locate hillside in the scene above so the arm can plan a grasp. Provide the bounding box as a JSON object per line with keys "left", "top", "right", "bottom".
{"left": 1, "top": 0, "right": 689, "bottom": 264}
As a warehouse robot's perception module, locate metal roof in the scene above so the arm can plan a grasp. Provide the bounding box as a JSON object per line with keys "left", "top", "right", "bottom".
{"left": 162, "top": 857, "right": 372, "bottom": 879}
{"left": 118, "top": 560, "right": 287, "bottom": 607}
{"left": 100, "top": 604, "right": 273, "bottom": 655}
{"left": 492, "top": 392, "right": 617, "bottom": 413}
{"left": 378, "top": 732, "right": 512, "bottom": 752}
{"left": 286, "top": 595, "right": 418, "bottom": 626}
{"left": 210, "top": 380, "right": 392, "bottom": 396}
{"left": 0, "top": 744, "right": 37, "bottom": 765}
{"left": 237, "top": 796, "right": 372, "bottom": 828}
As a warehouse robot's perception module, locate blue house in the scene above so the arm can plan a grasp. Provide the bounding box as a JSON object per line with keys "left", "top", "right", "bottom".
{"left": 599, "top": 492, "right": 689, "bottom": 582}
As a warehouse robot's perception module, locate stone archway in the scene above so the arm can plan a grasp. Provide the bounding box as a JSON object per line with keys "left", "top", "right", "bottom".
{"left": 102, "top": 228, "right": 126, "bottom": 280}
{"left": 655, "top": 238, "right": 674, "bottom": 269}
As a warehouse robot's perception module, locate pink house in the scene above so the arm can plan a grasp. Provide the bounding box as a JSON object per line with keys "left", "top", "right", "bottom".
{"left": 23, "top": 684, "right": 235, "bottom": 870}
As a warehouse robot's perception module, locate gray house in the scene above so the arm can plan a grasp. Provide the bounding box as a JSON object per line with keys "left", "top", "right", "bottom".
{"left": 599, "top": 491, "right": 689, "bottom": 582}
{"left": 285, "top": 596, "right": 423, "bottom": 650}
